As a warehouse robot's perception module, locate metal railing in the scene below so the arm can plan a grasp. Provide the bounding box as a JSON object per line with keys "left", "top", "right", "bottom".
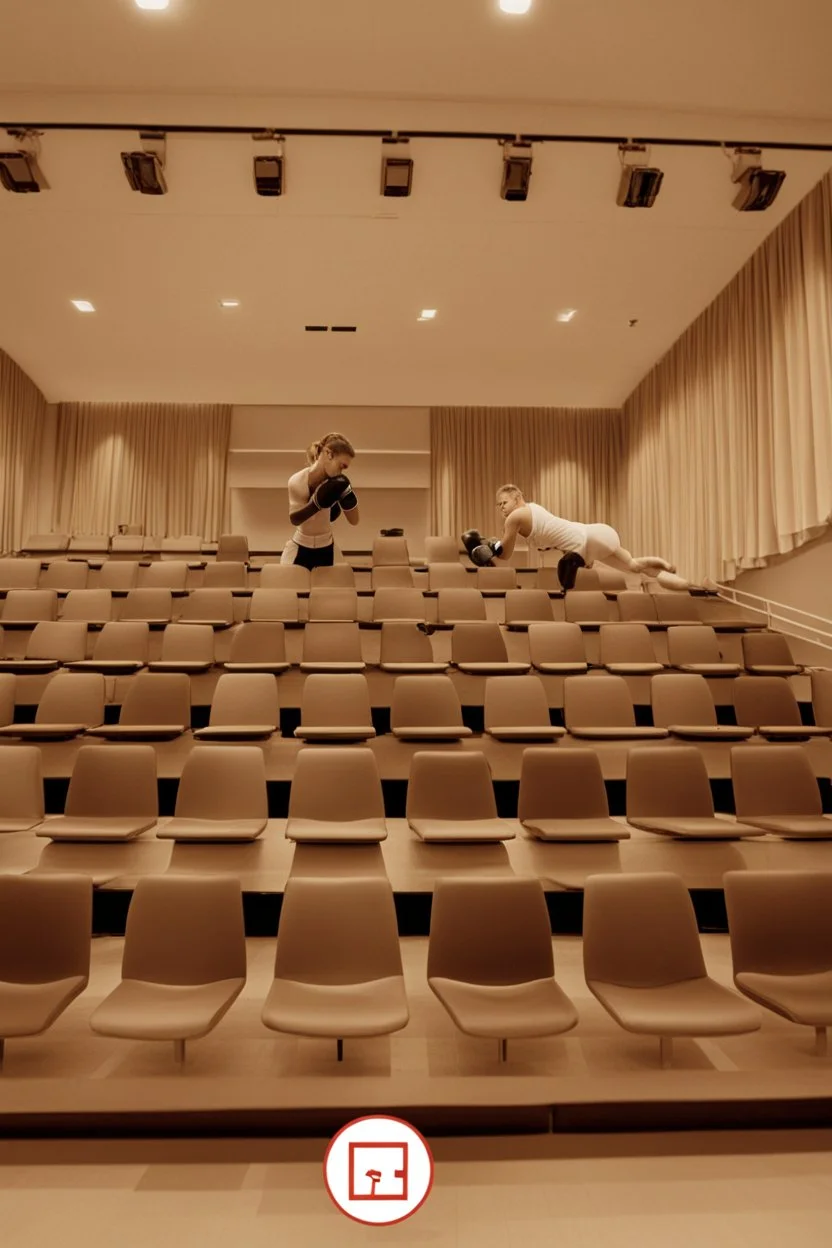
{"left": 711, "top": 581, "right": 832, "bottom": 655}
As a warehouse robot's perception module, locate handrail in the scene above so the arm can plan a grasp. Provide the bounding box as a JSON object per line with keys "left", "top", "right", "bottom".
{"left": 709, "top": 581, "right": 832, "bottom": 654}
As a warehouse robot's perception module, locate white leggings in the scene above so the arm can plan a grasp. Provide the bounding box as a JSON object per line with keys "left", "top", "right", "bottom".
{"left": 582, "top": 523, "right": 695, "bottom": 590}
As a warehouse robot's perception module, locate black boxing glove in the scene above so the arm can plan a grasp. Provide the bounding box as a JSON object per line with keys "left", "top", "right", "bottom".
{"left": 461, "top": 529, "right": 485, "bottom": 561}
{"left": 471, "top": 538, "right": 503, "bottom": 567}
{"left": 312, "top": 473, "right": 351, "bottom": 511}
{"left": 339, "top": 482, "right": 358, "bottom": 512}
{"left": 329, "top": 501, "right": 342, "bottom": 522}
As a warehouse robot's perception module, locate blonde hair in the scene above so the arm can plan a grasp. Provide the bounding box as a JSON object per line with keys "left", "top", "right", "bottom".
{"left": 306, "top": 431, "right": 355, "bottom": 465}
{"left": 496, "top": 483, "right": 525, "bottom": 501}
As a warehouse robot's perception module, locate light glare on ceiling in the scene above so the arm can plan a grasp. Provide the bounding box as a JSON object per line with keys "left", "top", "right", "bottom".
{"left": 219, "top": 299, "right": 240, "bottom": 308}
{"left": 71, "top": 300, "right": 96, "bottom": 313}
{"left": 556, "top": 309, "right": 577, "bottom": 323}
{"left": 418, "top": 309, "right": 437, "bottom": 321}
{"left": 499, "top": 0, "right": 532, "bottom": 13}
{"left": 135, "top": 0, "right": 171, "bottom": 10}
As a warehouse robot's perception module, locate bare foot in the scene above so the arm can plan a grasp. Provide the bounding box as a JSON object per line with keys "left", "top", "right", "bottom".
{"left": 702, "top": 576, "right": 719, "bottom": 592}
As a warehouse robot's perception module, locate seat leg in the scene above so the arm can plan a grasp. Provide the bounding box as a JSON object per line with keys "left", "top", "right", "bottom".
{"left": 498, "top": 1038, "right": 507, "bottom": 1063}
{"left": 659, "top": 1036, "right": 673, "bottom": 1068}
{"left": 174, "top": 1038, "right": 186, "bottom": 1066}
{"left": 337, "top": 1038, "right": 344, "bottom": 1062}
{"left": 0, "top": 1038, "right": 4, "bottom": 1071}
{"left": 815, "top": 1027, "right": 828, "bottom": 1057}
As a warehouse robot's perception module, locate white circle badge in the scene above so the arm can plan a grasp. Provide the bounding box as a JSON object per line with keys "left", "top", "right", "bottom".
{"left": 324, "top": 1114, "right": 434, "bottom": 1225}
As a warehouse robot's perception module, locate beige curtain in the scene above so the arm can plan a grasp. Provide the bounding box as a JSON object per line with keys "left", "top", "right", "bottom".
{"left": 430, "top": 406, "right": 622, "bottom": 546}
{"left": 0, "top": 349, "right": 49, "bottom": 554}
{"left": 53, "top": 403, "right": 232, "bottom": 539}
{"left": 620, "top": 171, "right": 832, "bottom": 582}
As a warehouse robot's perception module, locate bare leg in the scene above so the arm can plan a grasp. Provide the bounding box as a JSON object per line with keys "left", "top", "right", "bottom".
{"left": 601, "top": 546, "right": 698, "bottom": 591}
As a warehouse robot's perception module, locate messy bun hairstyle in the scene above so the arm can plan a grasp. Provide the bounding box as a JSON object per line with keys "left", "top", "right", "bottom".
{"left": 306, "top": 432, "right": 355, "bottom": 465}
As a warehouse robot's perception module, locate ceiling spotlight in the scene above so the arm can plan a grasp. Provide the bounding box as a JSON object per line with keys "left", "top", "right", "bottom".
{"left": 418, "top": 309, "right": 437, "bottom": 321}
{"left": 616, "top": 144, "right": 664, "bottom": 208}
{"left": 500, "top": 140, "right": 533, "bottom": 202}
{"left": 556, "top": 309, "right": 577, "bottom": 323}
{"left": 135, "top": 0, "right": 170, "bottom": 9}
{"left": 381, "top": 137, "right": 413, "bottom": 198}
{"left": 121, "top": 131, "right": 167, "bottom": 195}
{"left": 730, "top": 147, "right": 786, "bottom": 212}
{"left": 71, "top": 300, "right": 96, "bottom": 313}
{"left": 499, "top": 0, "right": 533, "bottom": 12}
{"left": 219, "top": 299, "right": 240, "bottom": 309}
{"left": 253, "top": 132, "right": 285, "bottom": 196}
{"left": 0, "top": 130, "right": 49, "bottom": 193}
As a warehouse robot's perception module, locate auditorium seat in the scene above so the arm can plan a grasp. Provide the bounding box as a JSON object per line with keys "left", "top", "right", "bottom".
{"left": 119, "top": 588, "right": 174, "bottom": 627}
{"left": 0, "top": 621, "right": 88, "bottom": 674}
{"left": 35, "top": 744, "right": 158, "bottom": 842}
{"left": 0, "top": 559, "right": 40, "bottom": 594}
{"left": 371, "top": 565, "right": 416, "bottom": 589}
{"left": 378, "top": 620, "right": 447, "bottom": 673}
{"left": 215, "top": 533, "right": 249, "bottom": 563}
{"left": 573, "top": 567, "right": 602, "bottom": 590}
{"left": 22, "top": 533, "right": 69, "bottom": 554}
{"left": 599, "top": 623, "right": 664, "bottom": 675}
{"left": 64, "top": 620, "right": 150, "bottom": 673}
{"left": 86, "top": 672, "right": 190, "bottom": 740}
{"left": 309, "top": 565, "right": 356, "bottom": 589}
{"left": 97, "top": 561, "right": 139, "bottom": 594}
{"left": 0, "top": 745, "right": 45, "bottom": 832}
{"left": 248, "top": 588, "right": 300, "bottom": 625}
{"left": 616, "top": 590, "right": 661, "bottom": 627}
{"left": 595, "top": 568, "right": 628, "bottom": 592}
{"left": 0, "top": 672, "right": 13, "bottom": 727}
{"left": 202, "top": 561, "right": 248, "bottom": 591}
{"left": 811, "top": 670, "right": 832, "bottom": 728}
{"left": 194, "top": 673, "right": 279, "bottom": 740}
{"left": 222, "top": 622, "right": 290, "bottom": 673}
{"left": 39, "top": 560, "right": 89, "bottom": 594}
{"left": 451, "top": 621, "right": 530, "bottom": 675}
{"left": 261, "top": 876, "right": 407, "bottom": 1057}
{"left": 518, "top": 747, "right": 628, "bottom": 841}
{"left": 653, "top": 592, "right": 701, "bottom": 625}
{"left": 69, "top": 535, "right": 110, "bottom": 555}
{"left": 536, "top": 567, "right": 565, "bottom": 594}
{"left": 89, "top": 875, "right": 246, "bottom": 1065}
{"left": 436, "top": 587, "right": 486, "bottom": 625}
{"left": 371, "top": 587, "right": 426, "bottom": 623}
{"left": 285, "top": 747, "right": 387, "bottom": 843}
{"left": 0, "top": 672, "right": 105, "bottom": 740}
{"left": 372, "top": 535, "right": 410, "bottom": 566}
{"left": 732, "top": 675, "right": 828, "bottom": 740}
{"left": 564, "top": 675, "right": 669, "bottom": 739}
{"left": 140, "top": 560, "right": 188, "bottom": 592}
{"left": 1, "top": 589, "right": 58, "bottom": 628}
{"left": 626, "top": 745, "right": 764, "bottom": 839}
{"left": 0, "top": 874, "right": 92, "bottom": 1070}
{"left": 483, "top": 676, "right": 564, "bottom": 741}
{"left": 741, "top": 631, "right": 802, "bottom": 676}
{"left": 724, "top": 871, "right": 832, "bottom": 1055}
{"left": 142, "top": 536, "right": 162, "bottom": 555}
{"left": 160, "top": 536, "right": 202, "bottom": 559}
{"left": 110, "top": 535, "right": 145, "bottom": 555}
{"left": 563, "top": 590, "right": 617, "bottom": 627}
{"left": 299, "top": 621, "right": 365, "bottom": 672}
{"left": 177, "top": 588, "right": 235, "bottom": 628}
{"left": 424, "top": 536, "right": 460, "bottom": 563}
{"left": 476, "top": 565, "right": 517, "bottom": 594}
{"left": 406, "top": 751, "right": 517, "bottom": 842}
{"left": 390, "top": 674, "right": 471, "bottom": 740}
{"left": 306, "top": 587, "right": 358, "bottom": 622}
{"left": 60, "top": 588, "right": 113, "bottom": 627}
{"left": 651, "top": 673, "right": 754, "bottom": 740}
{"left": 584, "top": 873, "right": 761, "bottom": 1066}
{"left": 294, "top": 673, "right": 376, "bottom": 741}
{"left": 157, "top": 746, "right": 268, "bottom": 840}
{"left": 503, "top": 588, "right": 554, "bottom": 629}
{"left": 427, "top": 877, "right": 578, "bottom": 1060}
{"left": 427, "top": 562, "right": 469, "bottom": 591}
{"left": 148, "top": 623, "right": 215, "bottom": 673}
{"left": 731, "top": 745, "right": 832, "bottom": 838}
{"left": 697, "top": 596, "right": 766, "bottom": 631}
{"left": 259, "top": 564, "right": 311, "bottom": 592}
{"left": 528, "top": 622, "right": 588, "bottom": 674}
{"left": 666, "top": 625, "right": 741, "bottom": 676}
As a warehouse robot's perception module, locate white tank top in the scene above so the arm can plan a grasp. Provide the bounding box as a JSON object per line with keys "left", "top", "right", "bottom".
{"left": 526, "top": 502, "right": 588, "bottom": 555}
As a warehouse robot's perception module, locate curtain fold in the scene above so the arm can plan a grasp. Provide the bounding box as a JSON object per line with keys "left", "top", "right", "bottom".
{"left": 53, "top": 403, "right": 232, "bottom": 539}
{"left": 0, "top": 349, "right": 48, "bottom": 553}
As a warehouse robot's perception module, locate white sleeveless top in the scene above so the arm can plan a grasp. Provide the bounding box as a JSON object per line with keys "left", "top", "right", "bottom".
{"left": 526, "top": 502, "right": 588, "bottom": 555}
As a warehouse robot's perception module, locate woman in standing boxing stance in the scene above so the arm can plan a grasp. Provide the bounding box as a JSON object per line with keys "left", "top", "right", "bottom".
{"left": 281, "top": 432, "right": 360, "bottom": 567}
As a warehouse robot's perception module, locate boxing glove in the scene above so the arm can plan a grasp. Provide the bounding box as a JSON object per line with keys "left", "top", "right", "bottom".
{"left": 471, "top": 538, "right": 504, "bottom": 567}
{"left": 462, "top": 529, "right": 485, "bottom": 559}
{"left": 329, "top": 501, "right": 342, "bottom": 522}
{"left": 339, "top": 482, "right": 358, "bottom": 512}
{"left": 312, "top": 473, "right": 351, "bottom": 511}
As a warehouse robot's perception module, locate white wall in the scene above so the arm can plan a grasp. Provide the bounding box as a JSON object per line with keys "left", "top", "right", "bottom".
{"left": 731, "top": 527, "right": 832, "bottom": 664}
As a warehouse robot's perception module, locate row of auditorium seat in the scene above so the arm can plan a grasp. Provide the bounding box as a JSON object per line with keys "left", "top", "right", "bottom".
{"left": 2, "top": 736, "right": 830, "bottom": 844}
{"left": 16, "top": 534, "right": 461, "bottom": 566}
{"left": 1, "top": 869, "right": 830, "bottom": 1069}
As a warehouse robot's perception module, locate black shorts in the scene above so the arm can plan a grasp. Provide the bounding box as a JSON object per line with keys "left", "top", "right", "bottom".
{"left": 291, "top": 542, "right": 335, "bottom": 570}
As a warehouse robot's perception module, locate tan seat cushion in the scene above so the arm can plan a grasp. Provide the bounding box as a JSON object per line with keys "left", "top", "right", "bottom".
{"left": 589, "top": 976, "right": 761, "bottom": 1035}
{"left": 429, "top": 977, "right": 578, "bottom": 1038}
{"left": 392, "top": 726, "right": 472, "bottom": 740}
{"left": 486, "top": 726, "right": 566, "bottom": 741}
{"left": 677, "top": 663, "right": 741, "bottom": 677}
{"left": 285, "top": 817, "right": 388, "bottom": 843}
{"left": 222, "top": 662, "right": 291, "bottom": 674}
{"left": 534, "top": 662, "right": 588, "bottom": 674}
{"left": 628, "top": 816, "right": 765, "bottom": 839}
{"left": 156, "top": 817, "right": 267, "bottom": 842}
{"left": 380, "top": 662, "right": 448, "bottom": 673}
{"left": 667, "top": 724, "right": 754, "bottom": 740}
{"left": 90, "top": 977, "right": 245, "bottom": 1040}
{"left": 604, "top": 663, "right": 665, "bottom": 675}
{"left": 0, "top": 723, "right": 90, "bottom": 741}
{"left": 147, "top": 661, "right": 213, "bottom": 674}
{"left": 521, "top": 817, "right": 629, "bottom": 842}
{"left": 193, "top": 725, "right": 276, "bottom": 740}
{"left": 262, "top": 976, "right": 408, "bottom": 1036}
{"left": 294, "top": 726, "right": 375, "bottom": 741}
{"left": 569, "top": 726, "right": 669, "bottom": 740}
{"left": 35, "top": 815, "right": 157, "bottom": 842}
{"left": 408, "top": 818, "right": 517, "bottom": 843}
{"left": 0, "top": 976, "right": 88, "bottom": 1036}
{"left": 455, "top": 662, "right": 531, "bottom": 675}
{"left": 757, "top": 725, "right": 830, "bottom": 740}
{"left": 298, "top": 661, "right": 366, "bottom": 672}
{"left": 739, "top": 814, "right": 832, "bottom": 839}
{"left": 86, "top": 724, "right": 187, "bottom": 741}
{"left": 736, "top": 970, "right": 832, "bottom": 1025}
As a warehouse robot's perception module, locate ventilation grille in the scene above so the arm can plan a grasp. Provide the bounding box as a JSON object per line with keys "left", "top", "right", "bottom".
{"left": 304, "top": 325, "right": 358, "bottom": 333}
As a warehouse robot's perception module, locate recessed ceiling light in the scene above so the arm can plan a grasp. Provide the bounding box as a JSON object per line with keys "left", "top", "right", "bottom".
{"left": 418, "top": 309, "right": 437, "bottom": 321}
{"left": 219, "top": 299, "right": 240, "bottom": 309}
{"left": 135, "top": 0, "right": 171, "bottom": 11}
{"left": 71, "top": 299, "right": 96, "bottom": 313}
{"left": 556, "top": 309, "right": 577, "bottom": 323}
{"left": 499, "top": 0, "right": 533, "bottom": 13}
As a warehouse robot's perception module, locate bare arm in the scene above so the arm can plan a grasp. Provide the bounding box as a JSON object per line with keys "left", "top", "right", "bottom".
{"left": 493, "top": 509, "right": 528, "bottom": 562}
{"left": 344, "top": 505, "right": 360, "bottom": 526}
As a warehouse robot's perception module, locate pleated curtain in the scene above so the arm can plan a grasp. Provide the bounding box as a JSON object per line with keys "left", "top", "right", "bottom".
{"left": 0, "top": 349, "right": 49, "bottom": 554}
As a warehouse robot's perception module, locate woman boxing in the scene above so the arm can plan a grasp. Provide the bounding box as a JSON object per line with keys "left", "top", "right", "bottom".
{"left": 281, "top": 432, "right": 360, "bottom": 568}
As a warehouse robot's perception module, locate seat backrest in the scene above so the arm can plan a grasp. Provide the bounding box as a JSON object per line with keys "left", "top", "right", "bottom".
{"left": 307, "top": 588, "right": 358, "bottom": 621}
{"left": 158, "top": 623, "right": 215, "bottom": 663}
{"left": 0, "top": 558, "right": 40, "bottom": 591}
{"left": 406, "top": 751, "right": 496, "bottom": 821}
{"left": 476, "top": 566, "right": 517, "bottom": 592}
{"left": 309, "top": 565, "right": 356, "bottom": 588}
{"left": 666, "top": 625, "right": 723, "bottom": 665}
{"left": 91, "top": 620, "right": 151, "bottom": 661}
{"left": 110, "top": 535, "right": 145, "bottom": 554}
{"left": 259, "top": 563, "right": 311, "bottom": 591}
{"left": 36, "top": 671, "right": 105, "bottom": 726}
{"left": 595, "top": 567, "right": 628, "bottom": 591}
{"left": 484, "top": 675, "right": 550, "bottom": 730}
{"left": 178, "top": 589, "right": 234, "bottom": 625}
{"left": 65, "top": 744, "right": 158, "bottom": 817}
{"left": 299, "top": 673, "right": 373, "bottom": 728}
{"left": 451, "top": 621, "right": 508, "bottom": 664}
{"left": 23, "top": 533, "right": 69, "bottom": 553}
{"left": 424, "top": 536, "right": 460, "bottom": 563}
{"left": 119, "top": 672, "right": 191, "bottom": 726}
{"left": 724, "top": 870, "right": 832, "bottom": 975}
{"left": 121, "top": 875, "right": 246, "bottom": 985}
{"left": 203, "top": 561, "right": 247, "bottom": 589}
{"left": 563, "top": 674, "right": 636, "bottom": 729}
{"left": 617, "top": 591, "right": 659, "bottom": 624}
{"left": 379, "top": 620, "right": 434, "bottom": 664}
{"left": 39, "top": 560, "right": 89, "bottom": 592}
{"left": 69, "top": 535, "right": 110, "bottom": 554}
{"left": 653, "top": 592, "right": 701, "bottom": 624}
{"left": 731, "top": 744, "right": 821, "bottom": 817}
{"left": 733, "top": 675, "right": 801, "bottom": 727}
{"left": 518, "top": 747, "right": 609, "bottom": 820}
{"left": 301, "top": 620, "right": 363, "bottom": 663}
{"left": 98, "top": 561, "right": 140, "bottom": 592}
{"left": 209, "top": 672, "right": 279, "bottom": 727}
{"left": 436, "top": 588, "right": 486, "bottom": 623}
{"left": 119, "top": 588, "right": 173, "bottom": 622}
{"left": 372, "top": 535, "right": 410, "bottom": 566}
{"left": 61, "top": 589, "right": 113, "bottom": 623}
{"left": 583, "top": 872, "right": 707, "bottom": 986}
{"left": 811, "top": 669, "right": 832, "bottom": 728}
{"left": 371, "top": 588, "right": 426, "bottom": 622}
{"left": 504, "top": 589, "right": 553, "bottom": 625}
{"left": 175, "top": 744, "right": 268, "bottom": 819}
{"left": 528, "top": 621, "right": 586, "bottom": 665}
{"left": 427, "top": 562, "right": 469, "bottom": 591}
{"left": 288, "top": 747, "right": 384, "bottom": 822}
{"left": 564, "top": 590, "right": 616, "bottom": 623}
{"left": 274, "top": 876, "right": 402, "bottom": 985}
{"left": 390, "top": 675, "right": 464, "bottom": 729}
{"left": 651, "top": 672, "right": 717, "bottom": 728}
{"left": 574, "top": 567, "right": 602, "bottom": 591}
{"left": 2, "top": 589, "right": 58, "bottom": 622}
{"left": 0, "top": 874, "right": 92, "bottom": 984}
{"left": 741, "top": 631, "right": 796, "bottom": 668}
{"left": 140, "top": 560, "right": 188, "bottom": 590}
{"left": 0, "top": 744, "right": 44, "bottom": 821}
{"left": 160, "top": 536, "right": 201, "bottom": 554}
{"left": 248, "top": 588, "right": 299, "bottom": 623}
{"left": 227, "top": 621, "right": 286, "bottom": 662}
{"left": 0, "top": 670, "right": 13, "bottom": 723}
{"left": 26, "top": 621, "right": 88, "bottom": 661}
{"left": 599, "top": 623, "right": 656, "bottom": 664}
{"left": 427, "top": 877, "right": 554, "bottom": 985}
{"left": 371, "top": 565, "right": 415, "bottom": 590}
{"left": 216, "top": 534, "right": 249, "bottom": 562}
{"left": 626, "top": 745, "right": 714, "bottom": 817}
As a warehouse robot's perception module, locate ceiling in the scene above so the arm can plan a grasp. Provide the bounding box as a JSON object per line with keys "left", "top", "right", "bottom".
{"left": 0, "top": 0, "right": 830, "bottom": 408}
